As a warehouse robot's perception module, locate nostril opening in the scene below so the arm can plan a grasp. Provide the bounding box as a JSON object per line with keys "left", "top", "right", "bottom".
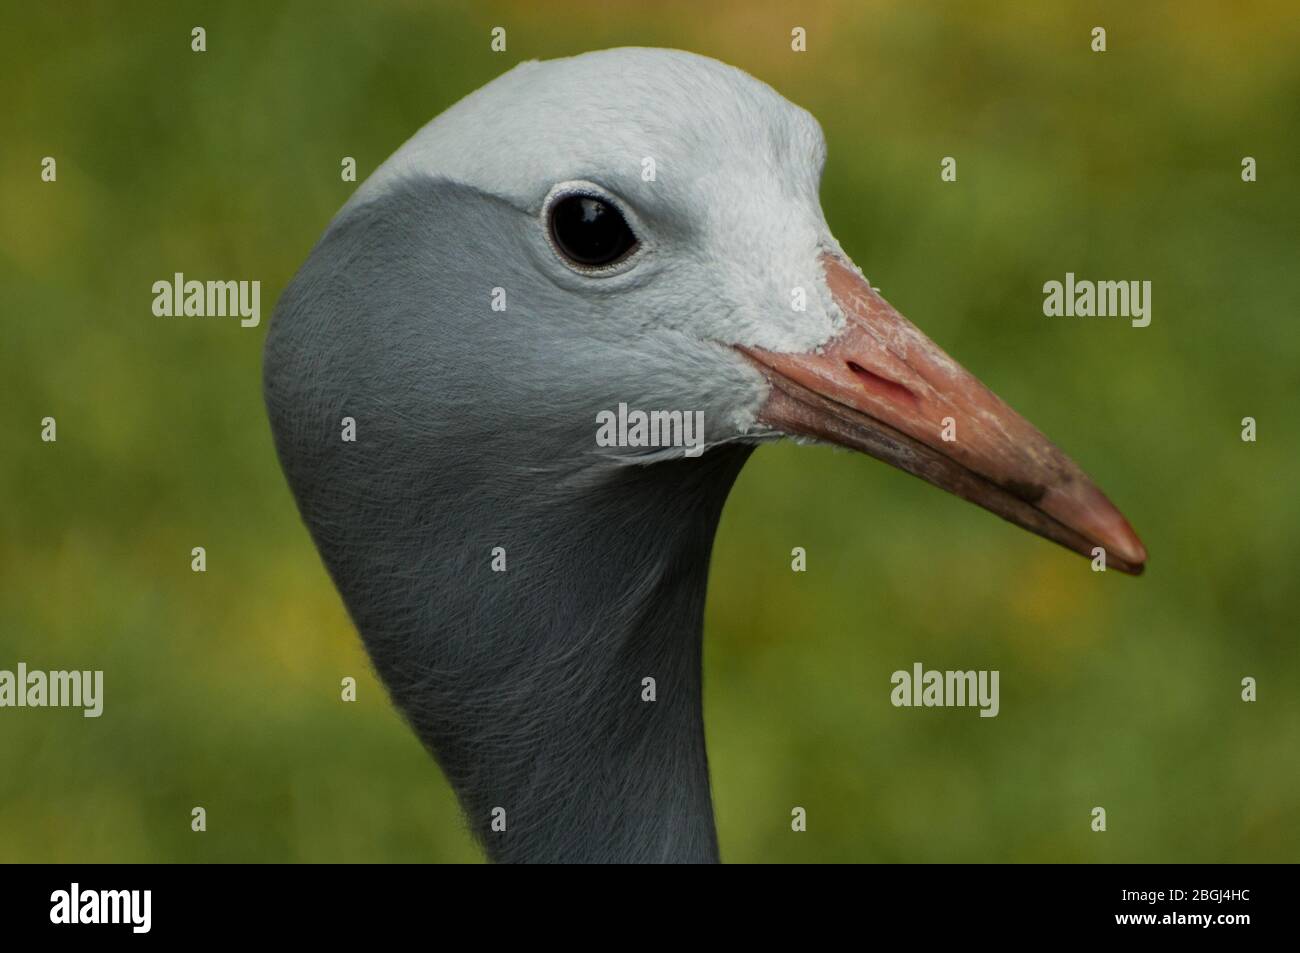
{"left": 1002, "top": 479, "right": 1047, "bottom": 505}
{"left": 846, "top": 361, "right": 918, "bottom": 404}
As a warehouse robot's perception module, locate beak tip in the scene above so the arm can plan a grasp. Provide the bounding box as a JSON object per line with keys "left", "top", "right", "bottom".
{"left": 1059, "top": 481, "right": 1147, "bottom": 575}
{"left": 1106, "top": 524, "right": 1148, "bottom": 575}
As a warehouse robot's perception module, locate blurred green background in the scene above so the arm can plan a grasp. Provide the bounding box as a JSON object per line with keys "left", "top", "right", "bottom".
{"left": 3, "top": 0, "right": 1297, "bottom": 863}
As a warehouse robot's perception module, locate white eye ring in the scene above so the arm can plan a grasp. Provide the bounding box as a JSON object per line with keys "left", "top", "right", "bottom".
{"left": 541, "top": 182, "right": 646, "bottom": 276}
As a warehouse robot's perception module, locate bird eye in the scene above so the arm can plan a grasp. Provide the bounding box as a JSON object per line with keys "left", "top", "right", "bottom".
{"left": 548, "top": 193, "right": 639, "bottom": 269}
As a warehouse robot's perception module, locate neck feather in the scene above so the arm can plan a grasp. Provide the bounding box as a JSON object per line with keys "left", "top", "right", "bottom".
{"left": 317, "top": 445, "right": 752, "bottom": 863}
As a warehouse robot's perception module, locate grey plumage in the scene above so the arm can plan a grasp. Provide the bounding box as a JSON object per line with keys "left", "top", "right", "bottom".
{"left": 265, "top": 173, "right": 755, "bottom": 862}
{"left": 264, "top": 50, "right": 826, "bottom": 864}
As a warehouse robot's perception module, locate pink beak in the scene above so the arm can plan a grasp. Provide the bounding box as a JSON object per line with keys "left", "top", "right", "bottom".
{"left": 738, "top": 254, "right": 1147, "bottom": 574}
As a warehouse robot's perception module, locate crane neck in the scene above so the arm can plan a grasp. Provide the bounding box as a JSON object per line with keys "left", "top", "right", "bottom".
{"left": 330, "top": 444, "right": 753, "bottom": 863}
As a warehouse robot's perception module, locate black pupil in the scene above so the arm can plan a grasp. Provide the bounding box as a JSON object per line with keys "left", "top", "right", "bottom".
{"left": 550, "top": 195, "right": 637, "bottom": 267}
